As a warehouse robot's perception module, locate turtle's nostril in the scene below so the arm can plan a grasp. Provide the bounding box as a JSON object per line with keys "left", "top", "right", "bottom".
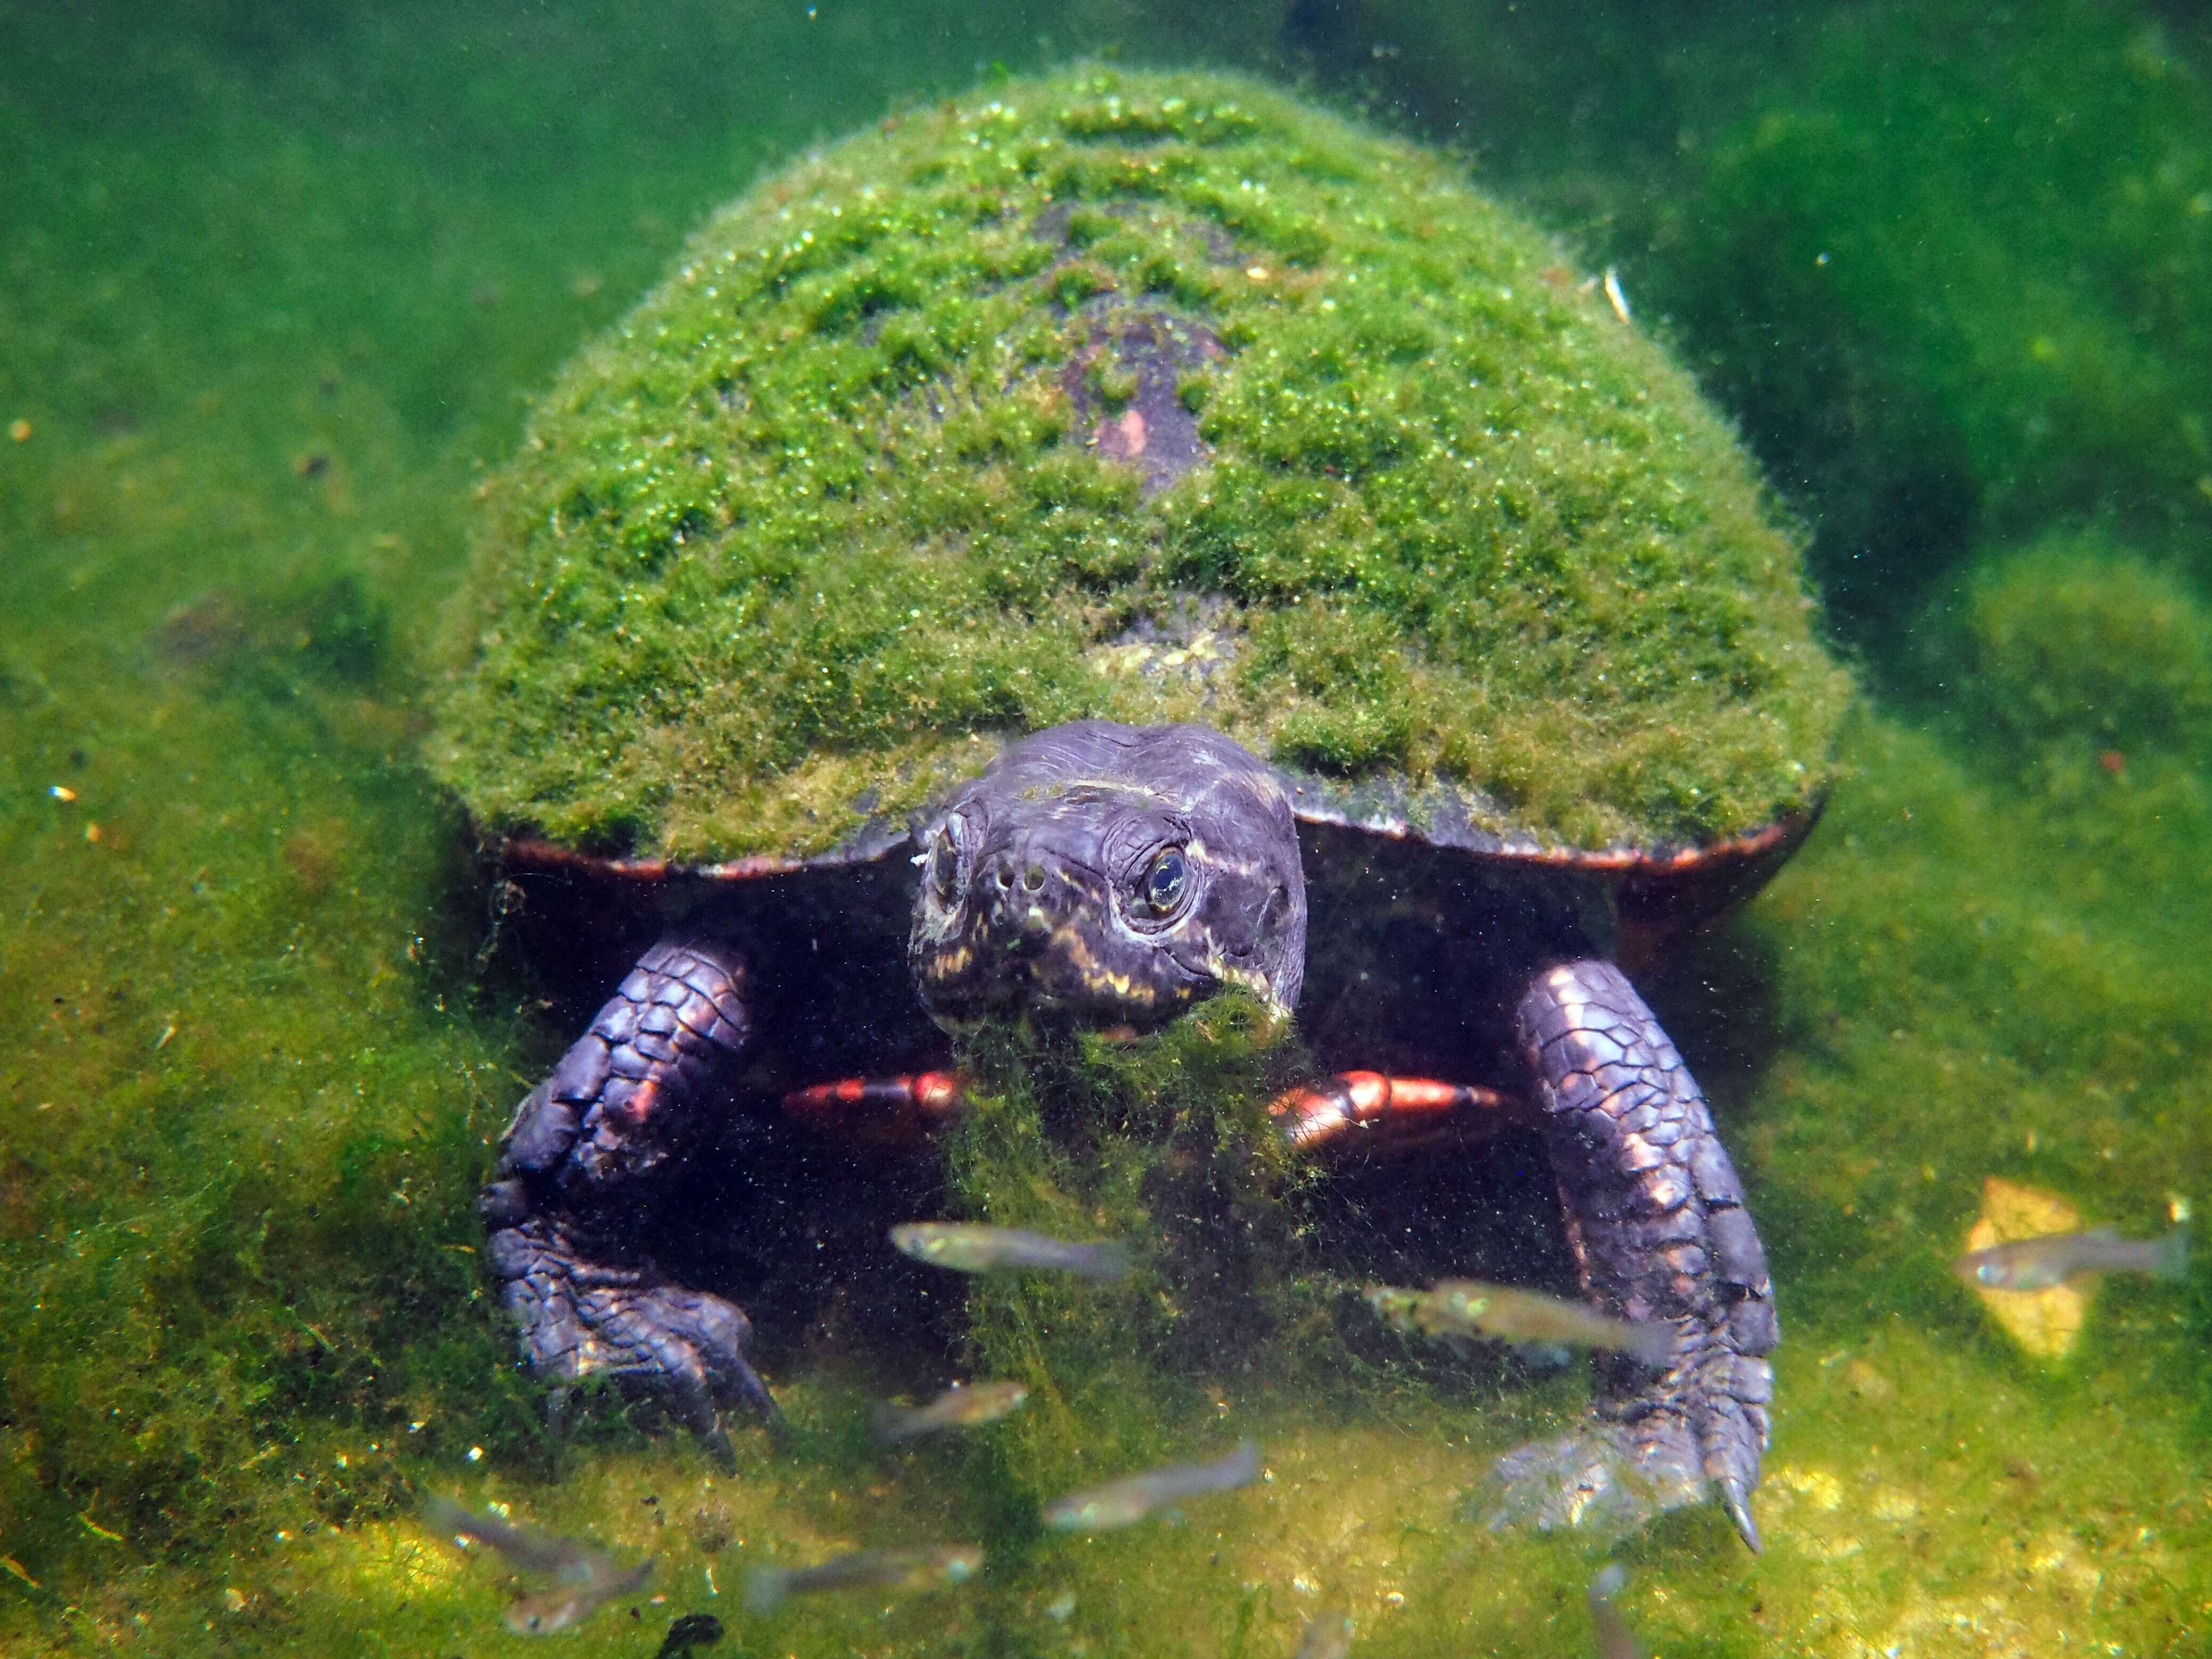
{"left": 1022, "top": 864, "right": 1045, "bottom": 892}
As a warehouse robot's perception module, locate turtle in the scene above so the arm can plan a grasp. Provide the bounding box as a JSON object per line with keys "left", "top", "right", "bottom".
{"left": 437, "top": 69, "right": 1852, "bottom": 1551}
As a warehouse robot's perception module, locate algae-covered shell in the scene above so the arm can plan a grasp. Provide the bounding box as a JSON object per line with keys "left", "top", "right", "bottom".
{"left": 433, "top": 68, "right": 1850, "bottom": 873}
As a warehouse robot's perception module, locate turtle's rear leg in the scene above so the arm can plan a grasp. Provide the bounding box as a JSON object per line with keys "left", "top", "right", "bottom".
{"left": 1488, "top": 959, "right": 1777, "bottom": 1550}
{"left": 477, "top": 939, "right": 779, "bottom": 1463}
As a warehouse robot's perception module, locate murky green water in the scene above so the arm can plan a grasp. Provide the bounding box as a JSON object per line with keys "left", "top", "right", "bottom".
{"left": 4, "top": 3, "right": 2208, "bottom": 1654}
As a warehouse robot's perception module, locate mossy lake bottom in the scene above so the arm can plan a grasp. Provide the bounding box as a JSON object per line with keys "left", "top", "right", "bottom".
{"left": 3, "top": 3, "right": 2209, "bottom": 1655}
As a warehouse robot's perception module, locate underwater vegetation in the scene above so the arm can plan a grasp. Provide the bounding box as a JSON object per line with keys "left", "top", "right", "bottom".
{"left": 1648, "top": 0, "right": 2212, "bottom": 645}
{"left": 1, "top": 2, "right": 2208, "bottom": 1656}
{"left": 1938, "top": 537, "right": 2212, "bottom": 778}
{"left": 1304, "top": 0, "right": 2212, "bottom": 652}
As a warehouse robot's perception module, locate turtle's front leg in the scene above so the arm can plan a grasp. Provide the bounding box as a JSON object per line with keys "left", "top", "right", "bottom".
{"left": 1489, "top": 959, "right": 1777, "bottom": 1550}
{"left": 476, "top": 939, "right": 780, "bottom": 1465}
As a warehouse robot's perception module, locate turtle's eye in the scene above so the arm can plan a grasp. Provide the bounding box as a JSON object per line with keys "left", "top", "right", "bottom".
{"left": 1132, "top": 847, "right": 1189, "bottom": 918}
{"left": 928, "top": 826, "right": 961, "bottom": 902}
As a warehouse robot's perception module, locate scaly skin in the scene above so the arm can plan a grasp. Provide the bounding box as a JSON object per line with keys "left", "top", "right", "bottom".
{"left": 1491, "top": 959, "right": 1777, "bottom": 1550}
{"left": 478, "top": 940, "right": 778, "bottom": 1465}
{"left": 471, "top": 726, "right": 1779, "bottom": 1549}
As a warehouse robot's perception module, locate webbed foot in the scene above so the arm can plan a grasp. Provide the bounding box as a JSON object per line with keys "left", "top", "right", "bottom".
{"left": 1482, "top": 1419, "right": 1698, "bottom": 1544}
{"left": 478, "top": 939, "right": 776, "bottom": 1463}
{"left": 1508, "top": 958, "right": 1778, "bottom": 1551}
{"left": 1482, "top": 1329, "right": 1771, "bottom": 1547}
{"left": 486, "top": 1216, "right": 782, "bottom": 1466}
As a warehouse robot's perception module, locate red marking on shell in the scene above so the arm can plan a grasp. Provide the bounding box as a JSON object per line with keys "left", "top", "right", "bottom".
{"left": 784, "top": 1077, "right": 873, "bottom": 1115}
{"left": 1096, "top": 406, "right": 1148, "bottom": 460}
{"left": 1287, "top": 800, "right": 1816, "bottom": 876}
{"left": 911, "top": 1072, "right": 964, "bottom": 1112}
{"left": 1367, "top": 1076, "right": 1471, "bottom": 1112}
{"left": 500, "top": 835, "right": 828, "bottom": 883}
{"left": 1269, "top": 1071, "right": 1522, "bottom": 1153}
{"left": 494, "top": 790, "right": 1821, "bottom": 929}
{"left": 1056, "top": 305, "right": 1220, "bottom": 498}
{"left": 782, "top": 1072, "right": 968, "bottom": 1144}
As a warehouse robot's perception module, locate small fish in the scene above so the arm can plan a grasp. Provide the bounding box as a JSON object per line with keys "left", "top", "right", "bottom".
{"left": 423, "top": 1495, "right": 607, "bottom": 1582}
{"left": 1295, "top": 1608, "right": 1353, "bottom": 1659}
{"left": 1588, "top": 1563, "right": 1641, "bottom": 1659}
{"left": 891, "top": 1222, "right": 1131, "bottom": 1280}
{"left": 505, "top": 1558, "right": 654, "bottom": 1634}
{"left": 869, "top": 1380, "right": 1029, "bottom": 1444}
{"left": 422, "top": 1496, "right": 653, "bottom": 1634}
{"left": 1954, "top": 1225, "right": 2189, "bottom": 1292}
{"left": 744, "top": 1544, "right": 984, "bottom": 1614}
{"left": 1040, "top": 1440, "right": 1263, "bottom": 1532}
{"left": 1365, "top": 1280, "right": 1673, "bottom": 1367}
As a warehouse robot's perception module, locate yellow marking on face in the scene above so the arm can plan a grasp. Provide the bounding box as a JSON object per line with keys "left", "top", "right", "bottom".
{"left": 1205, "top": 950, "right": 1287, "bottom": 1014}
{"left": 920, "top": 942, "right": 975, "bottom": 986}
{"left": 1048, "top": 922, "right": 1170, "bottom": 1005}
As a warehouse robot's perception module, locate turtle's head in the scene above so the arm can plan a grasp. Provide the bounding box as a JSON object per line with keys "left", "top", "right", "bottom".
{"left": 909, "top": 721, "right": 1307, "bottom": 1031}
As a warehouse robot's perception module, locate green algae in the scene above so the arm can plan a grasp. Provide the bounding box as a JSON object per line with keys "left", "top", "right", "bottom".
{"left": 1941, "top": 536, "right": 2212, "bottom": 774}
{"left": 4, "top": 3, "right": 2212, "bottom": 1656}
{"left": 937, "top": 998, "right": 1321, "bottom": 1512}
{"left": 433, "top": 68, "right": 1850, "bottom": 864}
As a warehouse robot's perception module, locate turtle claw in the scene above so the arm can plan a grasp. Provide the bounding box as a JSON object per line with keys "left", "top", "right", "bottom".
{"left": 486, "top": 1217, "right": 779, "bottom": 1461}
{"left": 1684, "top": 1333, "right": 1774, "bottom": 1551}
{"left": 1719, "top": 1476, "right": 1762, "bottom": 1555}
{"left": 688, "top": 1401, "right": 739, "bottom": 1474}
